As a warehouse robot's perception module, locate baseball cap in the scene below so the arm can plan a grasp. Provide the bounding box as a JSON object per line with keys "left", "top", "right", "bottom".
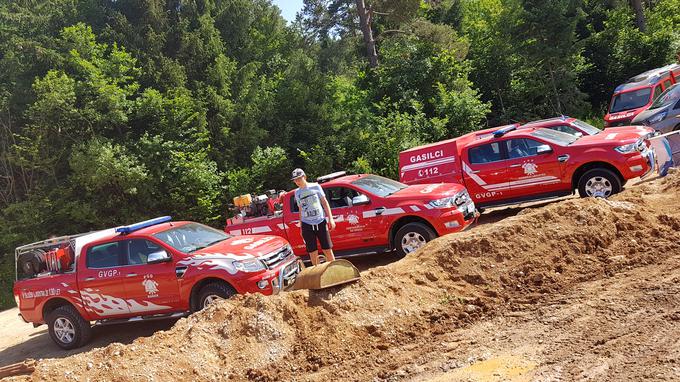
{"left": 291, "top": 168, "right": 306, "bottom": 180}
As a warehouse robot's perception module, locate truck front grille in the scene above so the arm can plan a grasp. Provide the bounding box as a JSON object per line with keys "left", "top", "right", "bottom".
{"left": 260, "top": 246, "right": 293, "bottom": 269}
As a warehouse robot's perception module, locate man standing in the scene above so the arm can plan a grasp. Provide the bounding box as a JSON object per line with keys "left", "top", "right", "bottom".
{"left": 291, "top": 168, "right": 336, "bottom": 265}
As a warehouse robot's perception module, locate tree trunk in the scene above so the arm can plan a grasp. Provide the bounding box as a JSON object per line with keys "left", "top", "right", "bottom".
{"left": 548, "top": 65, "right": 562, "bottom": 115}
{"left": 630, "top": 0, "right": 646, "bottom": 32}
{"left": 355, "top": 0, "right": 378, "bottom": 68}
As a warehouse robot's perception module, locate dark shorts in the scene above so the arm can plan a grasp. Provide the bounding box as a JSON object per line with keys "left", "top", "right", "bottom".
{"left": 301, "top": 221, "right": 333, "bottom": 252}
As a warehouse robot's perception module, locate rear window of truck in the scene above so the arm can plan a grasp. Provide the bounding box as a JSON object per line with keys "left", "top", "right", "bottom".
{"left": 87, "top": 242, "right": 125, "bottom": 268}
{"left": 468, "top": 142, "right": 502, "bottom": 164}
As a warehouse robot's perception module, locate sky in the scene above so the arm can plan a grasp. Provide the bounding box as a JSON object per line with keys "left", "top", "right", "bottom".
{"left": 272, "top": 0, "right": 304, "bottom": 22}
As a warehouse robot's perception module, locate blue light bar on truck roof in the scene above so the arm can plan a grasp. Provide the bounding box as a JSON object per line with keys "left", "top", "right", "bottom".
{"left": 116, "top": 216, "right": 172, "bottom": 234}
{"left": 493, "top": 125, "right": 517, "bottom": 138}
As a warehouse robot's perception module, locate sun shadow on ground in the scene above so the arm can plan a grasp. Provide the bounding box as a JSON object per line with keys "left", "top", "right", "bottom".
{"left": 0, "top": 319, "right": 177, "bottom": 367}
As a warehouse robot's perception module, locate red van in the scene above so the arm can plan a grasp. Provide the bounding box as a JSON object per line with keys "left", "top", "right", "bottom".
{"left": 604, "top": 64, "right": 679, "bottom": 127}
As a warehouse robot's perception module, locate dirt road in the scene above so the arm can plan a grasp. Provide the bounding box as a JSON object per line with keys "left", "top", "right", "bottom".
{"left": 0, "top": 307, "right": 178, "bottom": 367}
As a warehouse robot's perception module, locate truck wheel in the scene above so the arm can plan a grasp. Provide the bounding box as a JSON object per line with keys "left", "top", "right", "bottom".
{"left": 578, "top": 168, "right": 621, "bottom": 198}
{"left": 197, "top": 282, "right": 236, "bottom": 310}
{"left": 394, "top": 223, "right": 437, "bottom": 258}
{"left": 46, "top": 305, "right": 91, "bottom": 350}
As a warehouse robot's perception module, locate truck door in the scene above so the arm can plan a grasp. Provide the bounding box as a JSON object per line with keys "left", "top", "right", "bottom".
{"left": 79, "top": 240, "right": 131, "bottom": 318}
{"left": 462, "top": 141, "right": 509, "bottom": 204}
{"left": 121, "top": 238, "right": 180, "bottom": 313}
{"left": 286, "top": 193, "right": 307, "bottom": 255}
{"left": 502, "top": 138, "right": 565, "bottom": 199}
{"left": 323, "top": 186, "right": 380, "bottom": 251}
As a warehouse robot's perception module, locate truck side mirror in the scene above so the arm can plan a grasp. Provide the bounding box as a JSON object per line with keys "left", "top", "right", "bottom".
{"left": 351, "top": 194, "right": 370, "bottom": 206}
{"left": 536, "top": 144, "right": 553, "bottom": 154}
{"left": 147, "top": 250, "right": 171, "bottom": 264}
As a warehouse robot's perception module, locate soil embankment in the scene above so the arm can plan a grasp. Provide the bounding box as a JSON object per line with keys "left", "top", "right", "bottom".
{"left": 11, "top": 172, "right": 680, "bottom": 381}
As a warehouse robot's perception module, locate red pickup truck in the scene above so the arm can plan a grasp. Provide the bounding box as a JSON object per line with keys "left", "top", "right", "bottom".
{"left": 604, "top": 63, "right": 680, "bottom": 127}
{"left": 13, "top": 217, "right": 301, "bottom": 349}
{"left": 399, "top": 119, "right": 656, "bottom": 207}
{"left": 225, "top": 173, "right": 477, "bottom": 258}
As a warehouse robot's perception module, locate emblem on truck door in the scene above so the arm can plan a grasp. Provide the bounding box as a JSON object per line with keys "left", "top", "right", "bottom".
{"left": 522, "top": 162, "right": 538, "bottom": 176}
{"left": 142, "top": 274, "right": 159, "bottom": 298}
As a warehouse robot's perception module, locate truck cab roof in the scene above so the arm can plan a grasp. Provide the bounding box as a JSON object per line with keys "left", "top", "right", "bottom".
{"left": 70, "top": 221, "right": 192, "bottom": 259}
{"left": 401, "top": 123, "right": 522, "bottom": 155}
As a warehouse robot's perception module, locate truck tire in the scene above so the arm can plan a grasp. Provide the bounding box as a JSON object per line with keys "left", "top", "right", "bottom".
{"left": 46, "top": 305, "right": 92, "bottom": 350}
{"left": 577, "top": 168, "right": 622, "bottom": 198}
{"left": 394, "top": 222, "right": 437, "bottom": 258}
{"left": 197, "top": 282, "right": 237, "bottom": 310}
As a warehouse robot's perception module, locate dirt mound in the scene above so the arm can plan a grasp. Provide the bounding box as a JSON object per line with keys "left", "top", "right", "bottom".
{"left": 22, "top": 173, "right": 680, "bottom": 382}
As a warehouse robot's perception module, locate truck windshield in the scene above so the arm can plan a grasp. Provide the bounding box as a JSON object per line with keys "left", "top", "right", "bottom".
{"left": 572, "top": 120, "right": 601, "bottom": 136}
{"left": 154, "top": 223, "right": 230, "bottom": 253}
{"left": 649, "top": 84, "right": 680, "bottom": 109}
{"left": 352, "top": 175, "right": 407, "bottom": 197}
{"left": 530, "top": 128, "right": 578, "bottom": 146}
{"left": 610, "top": 88, "right": 651, "bottom": 113}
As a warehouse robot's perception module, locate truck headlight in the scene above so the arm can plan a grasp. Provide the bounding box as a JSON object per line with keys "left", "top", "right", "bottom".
{"left": 615, "top": 139, "right": 645, "bottom": 154}
{"left": 428, "top": 190, "right": 470, "bottom": 209}
{"left": 232, "top": 258, "right": 266, "bottom": 273}
{"left": 647, "top": 111, "right": 667, "bottom": 125}
{"left": 428, "top": 196, "right": 455, "bottom": 209}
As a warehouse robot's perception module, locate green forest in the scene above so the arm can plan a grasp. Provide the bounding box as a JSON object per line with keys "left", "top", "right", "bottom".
{"left": 0, "top": 0, "right": 678, "bottom": 308}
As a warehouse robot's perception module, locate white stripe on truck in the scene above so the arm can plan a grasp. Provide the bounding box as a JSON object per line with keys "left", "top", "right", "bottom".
{"left": 401, "top": 156, "right": 457, "bottom": 172}
{"left": 251, "top": 226, "right": 273, "bottom": 234}
{"left": 363, "top": 207, "right": 405, "bottom": 218}
{"left": 485, "top": 176, "right": 559, "bottom": 190}
{"left": 462, "top": 162, "right": 488, "bottom": 186}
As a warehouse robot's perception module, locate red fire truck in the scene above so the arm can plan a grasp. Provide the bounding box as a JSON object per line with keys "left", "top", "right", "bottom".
{"left": 225, "top": 172, "right": 477, "bottom": 258}
{"left": 399, "top": 119, "right": 656, "bottom": 207}
{"left": 13, "top": 217, "right": 301, "bottom": 349}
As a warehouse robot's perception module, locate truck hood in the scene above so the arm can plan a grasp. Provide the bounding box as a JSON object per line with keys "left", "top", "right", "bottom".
{"left": 191, "top": 235, "right": 288, "bottom": 259}
{"left": 572, "top": 130, "right": 643, "bottom": 147}
{"left": 390, "top": 183, "right": 467, "bottom": 200}
{"left": 602, "top": 125, "right": 655, "bottom": 136}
